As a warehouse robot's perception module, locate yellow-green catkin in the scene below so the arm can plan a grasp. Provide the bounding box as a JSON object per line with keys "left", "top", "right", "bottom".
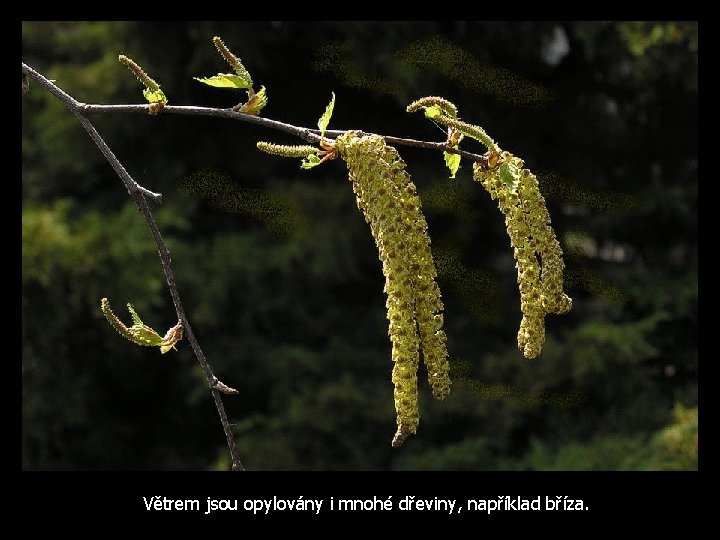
{"left": 408, "top": 95, "right": 570, "bottom": 359}
{"left": 101, "top": 297, "right": 135, "bottom": 342}
{"left": 517, "top": 169, "right": 572, "bottom": 315}
{"left": 407, "top": 97, "right": 499, "bottom": 154}
{"left": 406, "top": 96, "right": 458, "bottom": 118}
{"left": 336, "top": 132, "right": 450, "bottom": 447}
{"left": 213, "top": 36, "right": 253, "bottom": 90}
{"left": 473, "top": 156, "right": 557, "bottom": 359}
{"left": 256, "top": 142, "right": 318, "bottom": 158}
{"left": 118, "top": 55, "right": 160, "bottom": 91}
{"left": 381, "top": 144, "right": 450, "bottom": 401}
{"left": 432, "top": 115, "right": 500, "bottom": 154}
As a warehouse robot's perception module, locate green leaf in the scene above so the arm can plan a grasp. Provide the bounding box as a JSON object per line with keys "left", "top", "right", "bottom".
{"left": 194, "top": 73, "right": 252, "bottom": 90}
{"left": 131, "top": 324, "right": 165, "bottom": 347}
{"left": 237, "top": 86, "right": 268, "bottom": 115}
{"left": 127, "top": 303, "right": 144, "bottom": 326}
{"left": 142, "top": 87, "right": 167, "bottom": 105}
{"left": 423, "top": 105, "right": 443, "bottom": 119}
{"left": 317, "top": 92, "right": 335, "bottom": 138}
{"left": 443, "top": 149, "right": 461, "bottom": 179}
{"left": 301, "top": 154, "right": 322, "bottom": 169}
{"left": 125, "top": 303, "right": 164, "bottom": 346}
{"left": 499, "top": 162, "right": 521, "bottom": 192}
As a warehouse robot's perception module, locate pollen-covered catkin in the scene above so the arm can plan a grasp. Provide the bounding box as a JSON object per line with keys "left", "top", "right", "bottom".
{"left": 380, "top": 144, "right": 450, "bottom": 401}
{"left": 336, "top": 132, "right": 450, "bottom": 446}
{"left": 407, "top": 95, "right": 570, "bottom": 360}
{"left": 473, "top": 153, "right": 572, "bottom": 358}
{"left": 337, "top": 133, "right": 419, "bottom": 441}
{"left": 517, "top": 169, "right": 572, "bottom": 315}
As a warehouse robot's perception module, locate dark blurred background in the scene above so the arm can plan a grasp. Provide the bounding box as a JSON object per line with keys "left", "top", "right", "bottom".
{"left": 21, "top": 21, "right": 697, "bottom": 470}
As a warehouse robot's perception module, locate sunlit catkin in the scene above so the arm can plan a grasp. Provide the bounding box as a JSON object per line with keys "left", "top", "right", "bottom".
{"left": 472, "top": 153, "right": 571, "bottom": 359}
{"left": 517, "top": 169, "right": 572, "bottom": 315}
{"left": 381, "top": 143, "right": 450, "bottom": 401}
{"left": 256, "top": 141, "right": 319, "bottom": 158}
{"left": 336, "top": 132, "right": 449, "bottom": 447}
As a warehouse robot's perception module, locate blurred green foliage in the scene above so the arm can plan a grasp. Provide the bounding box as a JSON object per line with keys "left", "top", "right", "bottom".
{"left": 22, "top": 21, "right": 697, "bottom": 470}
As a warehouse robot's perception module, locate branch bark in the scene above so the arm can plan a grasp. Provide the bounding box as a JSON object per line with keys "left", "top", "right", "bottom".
{"left": 80, "top": 107, "right": 488, "bottom": 162}
{"left": 22, "top": 62, "right": 244, "bottom": 471}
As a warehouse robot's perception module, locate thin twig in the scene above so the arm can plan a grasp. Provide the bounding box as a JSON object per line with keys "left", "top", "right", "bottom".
{"left": 321, "top": 129, "right": 487, "bottom": 162}
{"left": 22, "top": 62, "right": 244, "bottom": 471}
{"left": 75, "top": 117, "right": 164, "bottom": 204}
{"left": 80, "top": 106, "right": 488, "bottom": 162}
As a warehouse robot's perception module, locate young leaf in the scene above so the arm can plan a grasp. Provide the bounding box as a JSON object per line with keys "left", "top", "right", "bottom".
{"left": 301, "top": 154, "right": 323, "bottom": 169}
{"left": 125, "top": 303, "right": 165, "bottom": 346}
{"left": 237, "top": 86, "right": 268, "bottom": 115}
{"left": 318, "top": 92, "right": 335, "bottom": 138}
{"left": 443, "top": 149, "right": 461, "bottom": 179}
{"left": 423, "top": 105, "right": 444, "bottom": 120}
{"left": 499, "top": 162, "right": 521, "bottom": 192}
{"left": 407, "top": 96, "right": 458, "bottom": 118}
{"left": 194, "top": 73, "right": 252, "bottom": 90}
{"left": 127, "top": 302, "right": 145, "bottom": 327}
{"left": 143, "top": 87, "right": 167, "bottom": 104}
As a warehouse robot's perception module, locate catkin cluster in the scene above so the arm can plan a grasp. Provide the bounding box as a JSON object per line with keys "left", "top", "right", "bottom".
{"left": 473, "top": 155, "right": 572, "bottom": 359}
{"left": 335, "top": 132, "right": 450, "bottom": 447}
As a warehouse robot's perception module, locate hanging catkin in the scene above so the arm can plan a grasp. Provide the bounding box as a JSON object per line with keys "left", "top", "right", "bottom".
{"left": 335, "top": 132, "right": 450, "bottom": 447}
{"left": 473, "top": 155, "right": 571, "bottom": 359}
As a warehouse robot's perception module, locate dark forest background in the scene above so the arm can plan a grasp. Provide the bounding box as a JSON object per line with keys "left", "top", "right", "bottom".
{"left": 22, "top": 21, "right": 697, "bottom": 470}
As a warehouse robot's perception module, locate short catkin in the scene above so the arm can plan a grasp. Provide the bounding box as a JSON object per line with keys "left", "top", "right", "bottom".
{"left": 212, "top": 36, "right": 253, "bottom": 88}
{"left": 256, "top": 142, "right": 318, "bottom": 158}
{"left": 118, "top": 55, "right": 160, "bottom": 91}
{"left": 335, "top": 132, "right": 450, "bottom": 447}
